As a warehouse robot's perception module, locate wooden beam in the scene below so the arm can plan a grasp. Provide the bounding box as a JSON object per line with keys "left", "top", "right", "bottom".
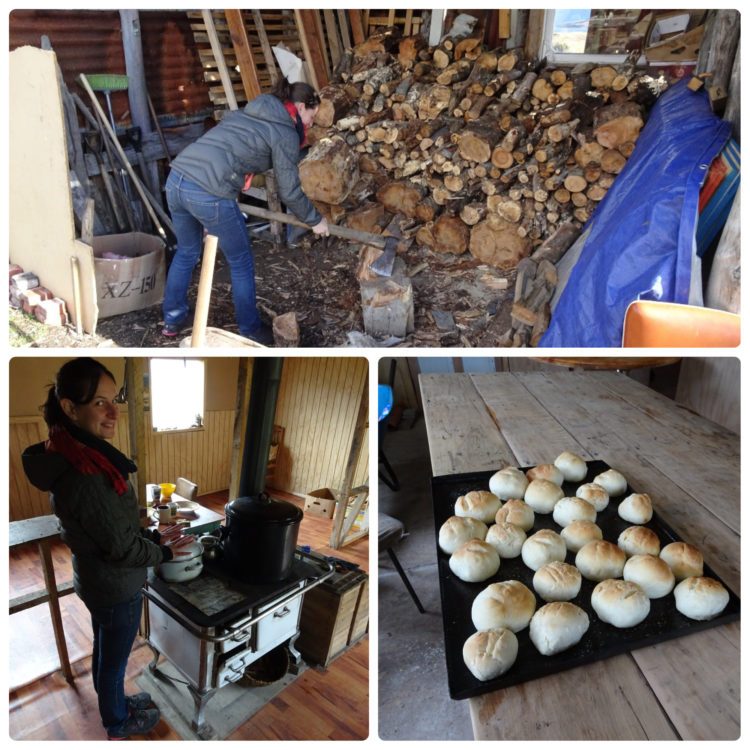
{"left": 348, "top": 9, "right": 366, "bottom": 45}
{"left": 39, "top": 539, "right": 74, "bottom": 682}
{"left": 229, "top": 358, "right": 253, "bottom": 501}
{"left": 125, "top": 358, "right": 148, "bottom": 507}
{"left": 10, "top": 581, "right": 76, "bottom": 614}
{"left": 322, "top": 9, "right": 342, "bottom": 68}
{"left": 251, "top": 10, "right": 279, "bottom": 86}
{"left": 294, "top": 9, "right": 329, "bottom": 89}
{"left": 337, "top": 9, "right": 352, "bottom": 49}
{"left": 524, "top": 9, "right": 546, "bottom": 61}
{"left": 498, "top": 9, "right": 512, "bottom": 39}
{"left": 314, "top": 9, "right": 331, "bottom": 80}
{"left": 225, "top": 9, "right": 262, "bottom": 100}
{"left": 202, "top": 9, "right": 238, "bottom": 110}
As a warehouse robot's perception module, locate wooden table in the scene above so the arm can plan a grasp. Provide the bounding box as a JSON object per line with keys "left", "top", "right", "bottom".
{"left": 420, "top": 370, "right": 740, "bottom": 741}
{"left": 145, "top": 488, "right": 224, "bottom": 537}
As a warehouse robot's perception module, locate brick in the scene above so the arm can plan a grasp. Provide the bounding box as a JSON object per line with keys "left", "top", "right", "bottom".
{"left": 9, "top": 264, "right": 24, "bottom": 282}
{"left": 9, "top": 289, "right": 23, "bottom": 309}
{"left": 20, "top": 287, "right": 54, "bottom": 315}
{"left": 11, "top": 271, "right": 40, "bottom": 292}
{"left": 34, "top": 298, "right": 69, "bottom": 326}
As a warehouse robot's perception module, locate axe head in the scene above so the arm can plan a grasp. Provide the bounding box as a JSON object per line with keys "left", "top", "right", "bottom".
{"left": 369, "top": 236, "right": 397, "bottom": 277}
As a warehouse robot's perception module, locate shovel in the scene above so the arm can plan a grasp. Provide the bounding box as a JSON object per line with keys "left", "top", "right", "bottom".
{"left": 237, "top": 202, "right": 397, "bottom": 277}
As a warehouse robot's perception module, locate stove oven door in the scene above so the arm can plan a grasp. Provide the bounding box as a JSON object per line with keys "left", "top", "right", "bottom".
{"left": 252, "top": 581, "right": 305, "bottom": 654}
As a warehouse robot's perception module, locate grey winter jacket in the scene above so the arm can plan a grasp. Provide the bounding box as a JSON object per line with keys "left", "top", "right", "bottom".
{"left": 171, "top": 94, "right": 322, "bottom": 225}
{"left": 22, "top": 442, "right": 166, "bottom": 608}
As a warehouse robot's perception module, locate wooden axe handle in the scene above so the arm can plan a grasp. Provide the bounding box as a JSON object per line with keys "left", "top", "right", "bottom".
{"left": 238, "top": 202, "right": 387, "bottom": 249}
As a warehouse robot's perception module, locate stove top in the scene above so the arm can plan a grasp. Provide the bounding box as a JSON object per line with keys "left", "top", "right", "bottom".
{"left": 146, "top": 555, "right": 323, "bottom": 628}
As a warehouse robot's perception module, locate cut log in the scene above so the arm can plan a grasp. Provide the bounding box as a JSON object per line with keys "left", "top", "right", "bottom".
{"left": 299, "top": 137, "right": 360, "bottom": 204}
{"left": 433, "top": 213, "right": 470, "bottom": 255}
{"left": 538, "top": 107, "right": 572, "bottom": 127}
{"left": 563, "top": 171, "right": 588, "bottom": 193}
{"left": 594, "top": 102, "right": 644, "bottom": 148}
{"left": 600, "top": 149, "right": 627, "bottom": 174}
{"left": 531, "top": 77, "right": 554, "bottom": 101}
{"left": 531, "top": 223, "right": 582, "bottom": 264}
{"left": 415, "top": 195, "right": 439, "bottom": 223}
{"left": 497, "top": 50, "right": 519, "bottom": 71}
{"left": 460, "top": 202, "right": 487, "bottom": 225}
{"left": 454, "top": 37, "right": 482, "bottom": 60}
{"left": 375, "top": 181, "right": 424, "bottom": 218}
{"left": 345, "top": 202, "right": 387, "bottom": 234}
{"left": 272, "top": 312, "right": 299, "bottom": 347}
{"left": 590, "top": 65, "right": 617, "bottom": 89}
{"left": 469, "top": 218, "right": 532, "bottom": 269}
{"left": 574, "top": 141, "right": 605, "bottom": 167}
{"left": 360, "top": 257, "right": 414, "bottom": 338}
{"left": 315, "top": 85, "right": 354, "bottom": 128}
{"left": 510, "top": 71, "right": 538, "bottom": 106}
{"left": 417, "top": 84, "right": 453, "bottom": 120}
{"left": 548, "top": 118, "right": 580, "bottom": 143}
{"left": 457, "top": 123, "right": 501, "bottom": 163}
{"left": 415, "top": 223, "right": 436, "bottom": 248}
{"left": 436, "top": 59, "right": 472, "bottom": 86}
{"left": 491, "top": 147, "right": 514, "bottom": 169}
{"left": 488, "top": 196, "right": 522, "bottom": 223}
{"left": 398, "top": 36, "right": 427, "bottom": 69}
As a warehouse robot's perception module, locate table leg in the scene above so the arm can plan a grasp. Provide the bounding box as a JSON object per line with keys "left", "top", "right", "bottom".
{"left": 38, "top": 539, "right": 74, "bottom": 683}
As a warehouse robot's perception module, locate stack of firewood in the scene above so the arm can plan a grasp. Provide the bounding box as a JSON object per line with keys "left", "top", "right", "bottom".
{"left": 299, "top": 29, "right": 667, "bottom": 343}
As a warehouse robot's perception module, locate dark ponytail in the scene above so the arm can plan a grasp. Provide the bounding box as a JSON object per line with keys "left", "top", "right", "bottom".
{"left": 271, "top": 76, "right": 320, "bottom": 108}
{"left": 42, "top": 357, "right": 116, "bottom": 428}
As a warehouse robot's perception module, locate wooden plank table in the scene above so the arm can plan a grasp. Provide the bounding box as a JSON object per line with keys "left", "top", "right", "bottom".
{"left": 420, "top": 370, "right": 740, "bottom": 741}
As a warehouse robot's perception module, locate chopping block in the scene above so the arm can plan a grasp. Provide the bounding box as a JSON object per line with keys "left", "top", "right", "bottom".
{"left": 359, "top": 257, "right": 414, "bottom": 339}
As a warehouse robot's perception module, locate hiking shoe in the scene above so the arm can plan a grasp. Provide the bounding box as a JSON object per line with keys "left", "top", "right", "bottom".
{"left": 162, "top": 321, "right": 185, "bottom": 338}
{"left": 125, "top": 692, "right": 152, "bottom": 711}
{"left": 107, "top": 707, "right": 161, "bottom": 740}
{"left": 244, "top": 322, "right": 274, "bottom": 346}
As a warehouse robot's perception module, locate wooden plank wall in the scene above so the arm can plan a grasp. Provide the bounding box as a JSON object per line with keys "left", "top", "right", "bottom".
{"left": 272, "top": 358, "right": 369, "bottom": 497}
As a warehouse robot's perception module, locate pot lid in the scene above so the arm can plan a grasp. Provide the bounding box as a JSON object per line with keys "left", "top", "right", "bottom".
{"left": 226, "top": 492, "right": 303, "bottom": 524}
{"left": 166, "top": 537, "right": 203, "bottom": 562}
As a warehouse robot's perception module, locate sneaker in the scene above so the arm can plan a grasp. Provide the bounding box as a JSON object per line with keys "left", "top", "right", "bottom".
{"left": 244, "top": 322, "right": 274, "bottom": 346}
{"left": 125, "top": 692, "right": 152, "bottom": 711}
{"left": 162, "top": 321, "right": 185, "bottom": 338}
{"left": 107, "top": 707, "right": 161, "bottom": 740}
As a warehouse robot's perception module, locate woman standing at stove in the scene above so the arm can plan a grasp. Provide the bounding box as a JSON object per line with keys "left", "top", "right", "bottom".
{"left": 22, "top": 358, "right": 193, "bottom": 740}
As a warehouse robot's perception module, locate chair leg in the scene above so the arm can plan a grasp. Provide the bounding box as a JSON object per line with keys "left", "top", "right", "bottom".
{"left": 379, "top": 449, "right": 400, "bottom": 491}
{"left": 387, "top": 548, "right": 425, "bottom": 613}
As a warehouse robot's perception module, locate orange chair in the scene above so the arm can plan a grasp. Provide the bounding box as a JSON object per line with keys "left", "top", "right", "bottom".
{"left": 622, "top": 300, "right": 741, "bottom": 347}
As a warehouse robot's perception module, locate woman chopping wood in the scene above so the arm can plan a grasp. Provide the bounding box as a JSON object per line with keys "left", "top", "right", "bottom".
{"left": 22, "top": 358, "right": 194, "bottom": 740}
{"left": 161, "top": 77, "right": 330, "bottom": 343}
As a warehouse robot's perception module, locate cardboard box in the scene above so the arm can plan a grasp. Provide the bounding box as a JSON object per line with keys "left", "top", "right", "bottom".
{"left": 303, "top": 488, "right": 336, "bottom": 519}
{"left": 92, "top": 232, "right": 166, "bottom": 318}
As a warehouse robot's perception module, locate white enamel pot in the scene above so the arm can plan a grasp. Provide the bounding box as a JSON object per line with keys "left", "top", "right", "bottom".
{"left": 158, "top": 538, "right": 204, "bottom": 583}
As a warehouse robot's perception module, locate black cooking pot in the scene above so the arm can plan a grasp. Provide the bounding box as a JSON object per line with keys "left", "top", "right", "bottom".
{"left": 220, "top": 493, "right": 303, "bottom": 583}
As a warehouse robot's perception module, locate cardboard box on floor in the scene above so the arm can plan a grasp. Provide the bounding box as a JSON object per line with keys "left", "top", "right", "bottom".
{"left": 92, "top": 232, "right": 166, "bottom": 318}
{"left": 303, "top": 488, "right": 336, "bottom": 519}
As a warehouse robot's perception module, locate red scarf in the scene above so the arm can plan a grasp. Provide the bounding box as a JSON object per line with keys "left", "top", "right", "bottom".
{"left": 244, "top": 101, "right": 308, "bottom": 191}
{"left": 46, "top": 425, "right": 130, "bottom": 495}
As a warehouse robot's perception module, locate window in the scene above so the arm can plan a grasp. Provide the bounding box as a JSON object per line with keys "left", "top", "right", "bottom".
{"left": 150, "top": 359, "right": 205, "bottom": 432}
{"left": 541, "top": 9, "right": 652, "bottom": 65}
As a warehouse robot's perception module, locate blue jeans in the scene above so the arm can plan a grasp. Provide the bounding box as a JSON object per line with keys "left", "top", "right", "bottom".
{"left": 163, "top": 171, "right": 261, "bottom": 335}
{"left": 87, "top": 591, "right": 143, "bottom": 731}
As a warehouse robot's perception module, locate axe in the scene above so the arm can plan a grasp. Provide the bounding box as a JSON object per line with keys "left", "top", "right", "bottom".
{"left": 237, "top": 202, "right": 397, "bottom": 277}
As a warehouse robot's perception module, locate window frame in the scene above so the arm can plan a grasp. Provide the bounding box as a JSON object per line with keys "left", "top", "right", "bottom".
{"left": 149, "top": 358, "right": 206, "bottom": 434}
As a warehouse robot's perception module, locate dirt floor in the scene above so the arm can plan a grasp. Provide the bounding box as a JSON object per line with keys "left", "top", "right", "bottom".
{"left": 9, "top": 232, "right": 515, "bottom": 349}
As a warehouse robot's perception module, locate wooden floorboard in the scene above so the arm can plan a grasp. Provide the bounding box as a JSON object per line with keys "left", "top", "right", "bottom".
{"left": 9, "top": 490, "right": 369, "bottom": 740}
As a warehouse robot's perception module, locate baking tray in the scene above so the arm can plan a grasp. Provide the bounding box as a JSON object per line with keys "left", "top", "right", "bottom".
{"left": 431, "top": 460, "right": 741, "bottom": 700}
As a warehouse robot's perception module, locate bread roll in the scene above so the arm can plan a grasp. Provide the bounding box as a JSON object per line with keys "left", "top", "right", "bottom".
{"left": 576, "top": 482, "right": 610, "bottom": 512}
{"left": 439, "top": 516, "right": 488, "bottom": 555}
{"left": 526, "top": 463, "right": 564, "bottom": 486}
{"left": 449, "top": 539, "right": 500, "bottom": 582}
{"left": 495, "top": 499, "right": 535, "bottom": 532}
{"left": 524, "top": 479, "right": 564, "bottom": 514}
{"left": 554, "top": 451, "right": 588, "bottom": 482}
{"left": 617, "top": 493, "right": 653, "bottom": 524}
{"left": 674, "top": 576, "right": 730, "bottom": 621}
{"left": 623, "top": 554, "right": 675, "bottom": 598}
{"left": 617, "top": 526, "right": 660, "bottom": 558}
{"left": 552, "top": 496, "right": 597, "bottom": 528}
{"left": 591, "top": 579, "right": 650, "bottom": 627}
{"left": 593, "top": 468, "right": 628, "bottom": 497}
{"left": 529, "top": 602, "right": 590, "bottom": 655}
{"left": 521, "top": 529, "right": 567, "bottom": 571}
{"left": 455, "top": 490, "right": 502, "bottom": 524}
{"left": 575, "top": 540, "right": 626, "bottom": 581}
{"left": 532, "top": 561, "right": 582, "bottom": 602}
{"left": 659, "top": 542, "right": 704, "bottom": 580}
{"left": 471, "top": 580, "right": 537, "bottom": 632}
{"left": 486, "top": 522, "right": 527, "bottom": 559}
{"left": 561, "top": 520, "right": 603, "bottom": 553}
{"left": 489, "top": 466, "right": 529, "bottom": 500}
{"left": 462, "top": 628, "right": 518, "bottom": 681}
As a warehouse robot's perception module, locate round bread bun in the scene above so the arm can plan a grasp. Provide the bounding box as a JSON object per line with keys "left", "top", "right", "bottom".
{"left": 659, "top": 542, "right": 704, "bottom": 581}
{"left": 674, "top": 576, "right": 730, "bottom": 621}
{"left": 462, "top": 628, "right": 518, "bottom": 681}
{"left": 521, "top": 529, "right": 567, "bottom": 571}
{"left": 439, "top": 516, "right": 488, "bottom": 555}
{"left": 524, "top": 479, "right": 564, "bottom": 514}
{"left": 623, "top": 555, "right": 675, "bottom": 599}
{"left": 617, "top": 526, "right": 660, "bottom": 558}
{"left": 455, "top": 490, "right": 502, "bottom": 524}
{"left": 552, "top": 496, "right": 597, "bottom": 528}
{"left": 485, "top": 522, "right": 527, "bottom": 559}
{"left": 593, "top": 468, "right": 628, "bottom": 497}
{"left": 617, "top": 493, "right": 653, "bottom": 524}
{"left": 554, "top": 451, "right": 588, "bottom": 482}
{"left": 526, "top": 463, "right": 565, "bottom": 486}
{"left": 489, "top": 467, "right": 529, "bottom": 500}
{"left": 591, "top": 579, "right": 650, "bottom": 628}
{"left": 561, "top": 520, "right": 603, "bottom": 553}
{"left": 575, "top": 540, "right": 626, "bottom": 582}
{"left": 532, "top": 561, "right": 582, "bottom": 602}
{"left": 495, "top": 499, "right": 535, "bottom": 532}
{"left": 576, "top": 482, "right": 610, "bottom": 512}
{"left": 471, "top": 580, "right": 537, "bottom": 632}
{"left": 529, "top": 602, "right": 590, "bottom": 655}
{"left": 449, "top": 539, "right": 500, "bottom": 582}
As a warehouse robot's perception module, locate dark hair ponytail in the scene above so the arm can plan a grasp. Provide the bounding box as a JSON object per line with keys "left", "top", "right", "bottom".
{"left": 42, "top": 357, "right": 116, "bottom": 428}
{"left": 271, "top": 76, "right": 320, "bottom": 108}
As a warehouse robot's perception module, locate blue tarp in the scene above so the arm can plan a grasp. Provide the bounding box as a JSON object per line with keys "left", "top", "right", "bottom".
{"left": 540, "top": 78, "right": 731, "bottom": 347}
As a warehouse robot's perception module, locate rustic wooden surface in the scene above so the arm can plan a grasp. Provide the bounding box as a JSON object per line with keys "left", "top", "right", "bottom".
{"left": 420, "top": 370, "right": 740, "bottom": 741}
